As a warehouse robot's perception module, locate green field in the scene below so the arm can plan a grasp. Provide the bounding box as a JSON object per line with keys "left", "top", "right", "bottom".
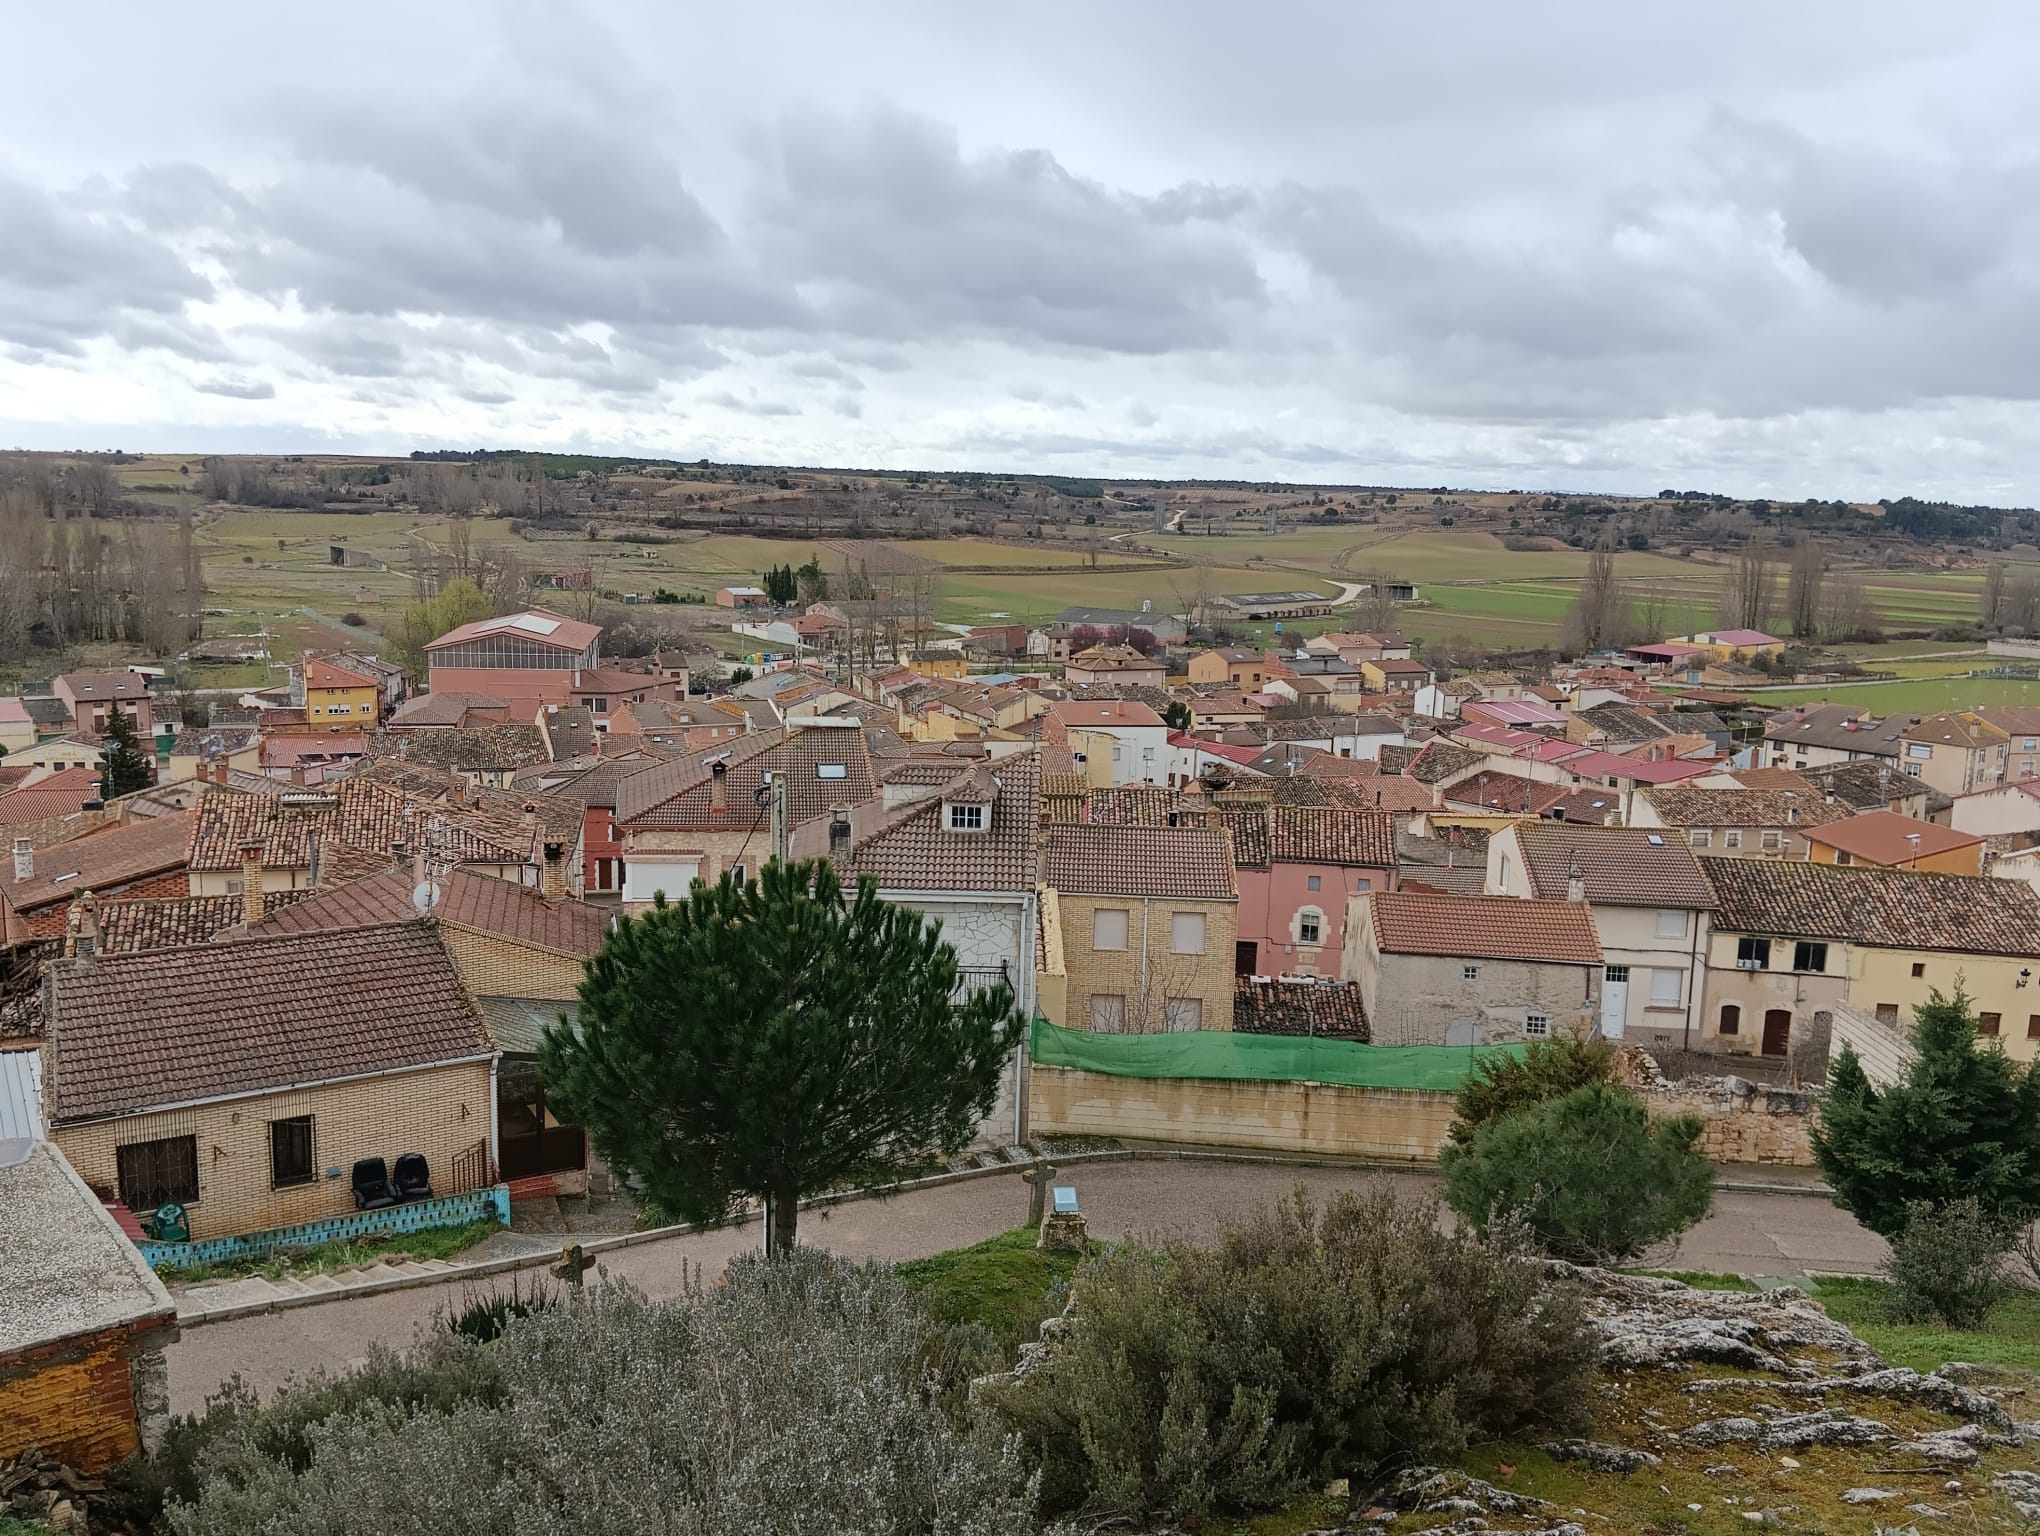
{"left": 1743, "top": 675, "right": 2040, "bottom": 713}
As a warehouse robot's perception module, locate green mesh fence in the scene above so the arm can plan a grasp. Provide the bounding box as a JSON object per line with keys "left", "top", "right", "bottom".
{"left": 1029, "top": 1017, "right": 1526, "bottom": 1092}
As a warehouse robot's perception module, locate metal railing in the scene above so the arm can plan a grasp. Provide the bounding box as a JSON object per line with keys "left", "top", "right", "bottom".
{"left": 955, "top": 963, "right": 1012, "bottom": 999}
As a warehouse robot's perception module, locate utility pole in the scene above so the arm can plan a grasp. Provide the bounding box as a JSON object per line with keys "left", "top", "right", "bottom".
{"left": 771, "top": 772, "right": 788, "bottom": 864}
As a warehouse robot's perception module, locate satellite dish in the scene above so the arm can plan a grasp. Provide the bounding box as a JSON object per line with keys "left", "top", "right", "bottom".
{"left": 412, "top": 880, "right": 442, "bottom": 913}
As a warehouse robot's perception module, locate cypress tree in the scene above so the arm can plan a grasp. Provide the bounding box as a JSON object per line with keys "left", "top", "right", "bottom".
{"left": 98, "top": 701, "right": 153, "bottom": 798}
{"left": 541, "top": 859, "right": 1019, "bottom": 1256}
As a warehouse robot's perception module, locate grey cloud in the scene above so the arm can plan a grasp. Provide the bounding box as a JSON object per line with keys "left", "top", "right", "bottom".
{"left": 0, "top": 172, "right": 208, "bottom": 356}
{"left": 192, "top": 375, "right": 275, "bottom": 399}
{"left": 703, "top": 391, "right": 799, "bottom": 417}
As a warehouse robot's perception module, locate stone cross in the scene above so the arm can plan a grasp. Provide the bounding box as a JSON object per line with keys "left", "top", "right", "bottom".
{"left": 551, "top": 1241, "right": 594, "bottom": 1289}
{"left": 1022, "top": 1156, "right": 1059, "bottom": 1228}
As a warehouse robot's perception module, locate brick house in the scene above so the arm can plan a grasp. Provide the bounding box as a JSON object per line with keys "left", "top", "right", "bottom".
{"left": 0, "top": 1141, "right": 179, "bottom": 1472}
{"left": 1344, "top": 889, "right": 1602, "bottom": 1046}
{"left": 2, "top": 812, "right": 194, "bottom": 946}
{"left": 43, "top": 921, "right": 498, "bottom": 1243}
{"left": 1038, "top": 823, "right": 1240, "bottom": 1034}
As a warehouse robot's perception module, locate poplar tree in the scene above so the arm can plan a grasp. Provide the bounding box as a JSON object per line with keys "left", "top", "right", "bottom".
{"left": 542, "top": 859, "right": 1019, "bottom": 1256}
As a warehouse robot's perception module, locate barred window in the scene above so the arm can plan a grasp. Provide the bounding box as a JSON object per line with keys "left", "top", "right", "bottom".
{"left": 117, "top": 1135, "right": 198, "bottom": 1210}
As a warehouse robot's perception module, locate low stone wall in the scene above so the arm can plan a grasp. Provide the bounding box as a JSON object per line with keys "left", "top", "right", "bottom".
{"left": 1615, "top": 1049, "right": 1817, "bottom": 1166}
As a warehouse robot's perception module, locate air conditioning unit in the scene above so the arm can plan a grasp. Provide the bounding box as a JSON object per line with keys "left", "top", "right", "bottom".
{"left": 1736, "top": 959, "right": 1763, "bottom": 970}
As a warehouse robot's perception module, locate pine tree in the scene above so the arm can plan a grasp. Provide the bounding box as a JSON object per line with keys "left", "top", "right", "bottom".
{"left": 541, "top": 859, "right": 1019, "bottom": 1256}
{"left": 98, "top": 701, "right": 153, "bottom": 798}
{"left": 1814, "top": 987, "right": 2040, "bottom": 1239}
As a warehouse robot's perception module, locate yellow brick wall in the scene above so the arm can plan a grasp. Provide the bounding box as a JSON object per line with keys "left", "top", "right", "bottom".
{"left": 1049, "top": 891, "right": 1238, "bottom": 1033}
{"left": 442, "top": 925, "right": 585, "bottom": 1001}
{"left": 1029, "top": 1064, "right": 1454, "bottom": 1159}
{"left": 52, "top": 1061, "right": 494, "bottom": 1242}
{"left": 0, "top": 1325, "right": 153, "bottom": 1473}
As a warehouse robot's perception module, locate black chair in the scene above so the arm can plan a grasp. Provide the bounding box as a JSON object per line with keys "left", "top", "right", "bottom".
{"left": 392, "top": 1152, "right": 433, "bottom": 1202}
{"left": 351, "top": 1157, "right": 398, "bottom": 1211}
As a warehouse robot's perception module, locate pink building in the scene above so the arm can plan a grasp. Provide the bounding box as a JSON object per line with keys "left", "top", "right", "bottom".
{"left": 1213, "top": 800, "right": 1397, "bottom": 978}
{"left": 52, "top": 672, "right": 155, "bottom": 739}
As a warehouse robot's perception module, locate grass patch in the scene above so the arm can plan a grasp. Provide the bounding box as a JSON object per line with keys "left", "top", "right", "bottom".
{"left": 156, "top": 1217, "right": 502, "bottom": 1286}
{"left": 1811, "top": 1274, "right": 2040, "bottom": 1374}
{"left": 895, "top": 1226, "right": 1082, "bottom": 1356}
{"left": 0, "top": 1519, "right": 52, "bottom": 1536}
{"left": 1636, "top": 1269, "right": 1759, "bottom": 1292}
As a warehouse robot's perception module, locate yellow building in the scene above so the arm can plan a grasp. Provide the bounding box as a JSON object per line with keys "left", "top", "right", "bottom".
{"left": 1038, "top": 822, "right": 1240, "bottom": 1034}
{"left": 304, "top": 657, "right": 382, "bottom": 730}
{"left": 1696, "top": 857, "right": 2040, "bottom": 1062}
{"left": 1675, "top": 628, "right": 1787, "bottom": 661}
{"left": 907, "top": 652, "right": 968, "bottom": 681}
{"left": 1803, "top": 810, "right": 1985, "bottom": 876}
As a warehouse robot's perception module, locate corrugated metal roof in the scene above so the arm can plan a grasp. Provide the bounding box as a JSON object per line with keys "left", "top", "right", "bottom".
{"left": 0, "top": 1049, "right": 43, "bottom": 1141}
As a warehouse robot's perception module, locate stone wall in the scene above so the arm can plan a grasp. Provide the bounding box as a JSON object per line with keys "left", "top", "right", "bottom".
{"left": 0, "top": 1315, "right": 171, "bottom": 1473}
{"left": 1614, "top": 1047, "right": 1817, "bottom": 1166}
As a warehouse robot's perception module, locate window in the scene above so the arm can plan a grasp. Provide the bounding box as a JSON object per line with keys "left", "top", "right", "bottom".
{"left": 1876, "top": 1002, "right": 1900, "bottom": 1026}
{"left": 1649, "top": 968, "right": 1683, "bottom": 1008}
{"left": 1736, "top": 937, "right": 1771, "bottom": 968}
{"left": 1792, "top": 941, "right": 1828, "bottom": 973}
{"left": 1759, "top": 829, "right": 1783, "bottom": 851}
{"left": 1655, "top": 909, "right": 1687, "bottom": 938}
{"left": 1911, "top": 961, "right": 1926, "bottom": 978}
{"left": 1088, "top": 993, "right": 1126, "bottom": 1033}
{"left": 1907, "top": 742, "right": 1933, "bottom": 760}
{"left": 1463, "top": 964, "right": 1480, "bottom": 981}
{"left": 2028, "top": 1014, "right": 2040, "bottom": 1040}
{"left": 1979, "top": 1012, "right": 2003, "bottom": 1038}
{"left": 1355, "top": 876, "right": 1371, "bottom": 892}
{"left": 1605, "top": 964, "right": 1629, "bottom": 983}
{"left": 270, "top": 1116, "right": 315, "bottom": 1189}
{"left": 1306, "top": 875, "right": 1322, "bottom": 892}
{"left": 591, "top": 697, "right": 607, "bottom": 713}
{"left": 946, "top": 803, "right": 984, "bottom": 831}
{"left": 1719, "top": 1003, "right": 1741, "bottom": 1036}
{"left": 817, "top": 763, "right": 848, "bottom": 780}
{"left": 1092, "top": 909, "right": 1129, "bottom": 951}
{"left": 116, "top": 1135, "right": 198, "bottom": 1210}
{"left": 1525, "top": 1011, "right": 1549, "bottom": 1038}
{"left": 1297, "top": 909, "right": 1323, "bottom": 945}
{"left": 1163, "top": 996, "right": 1204, "bottom": 1031}
{"left": 728, "top": 862, "right": 747, "bottom": 885}
{"left": 1722, "top": 829, "right": 1742, "bottom": 849}
{"left": 1170, "top": 912, "right": 1207, "bottom": 954}
{"left": 1688, "top": 830, "right": 1711, "bottom": 848}
{"left": 1904, "top": 762, "right": 1922, "bottom": 778}
{"left": 1834, "top": 850, "right": 1854, "bottom": 865}
{"left": 1498, "top": 853, "right": 1511, "bottom": 889}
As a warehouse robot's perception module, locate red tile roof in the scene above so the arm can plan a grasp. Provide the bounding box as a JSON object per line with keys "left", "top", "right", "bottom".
{"left": 1367, "top": 890, "right": 1602, "bottom": 966}
{"left": 1802, "top": 810, "right": 1983, "bottom": 866}
{"left": 0, "top": 814, "right": 194, "bottom": 915}
{"left": 1508, "top": 822, "right": 1717, "bottom": 909}
{"left": 1232, "top": 979, "right": 1369, "bottom": 1041}
{"left": 44, "top": 921, "right": 494, "bottom": 1122}
{"left": 837, "top": 755, "right": 1039, "bottom": 893}
{"left": 247, "top": 866, "right": 609, "bottom": 956}
{"left": 0, "top": 768, "right": 107, "bottom": 826}
{"left": 1043, "top": 823, "right": 1236, "bottom": 901}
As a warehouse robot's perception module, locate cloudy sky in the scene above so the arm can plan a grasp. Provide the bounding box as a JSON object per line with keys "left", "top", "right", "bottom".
{"left": 6, "top": 3, "right": 2040, "bottom": 500}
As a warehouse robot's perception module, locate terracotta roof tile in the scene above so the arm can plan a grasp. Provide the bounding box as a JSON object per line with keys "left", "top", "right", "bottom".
{"left": 1638, "top": 786, "right": 1849, "bottom": 830}
{"left": 1509, "top": 822, "right": 1717, "bottom": 909}
{"left": 1043, "top": 823, "right": 1236, "bottom": 901}
{"left": 1367, "top": 890, "right": 1602, "bottom": 965}
{"left": 1701, "top": 857, "right": 2040, "bottom": 952}
{"left": 617, "top": 724, "right": 877, "bottom": 830}
{"left": 1232, "top": 979, "right": 1369, "bottom": 1041}
{"left": 248, "top": 866, "right": 609, "bottom": 956}
{"left": 837, "top": 755, "right": 1039, "bottom": 893}
{"left": 189, "top": 783, "right": 534, "bottom": 874}
{"left": 0, "top": 814, "right": 193, "bottom": 914}
{"left": 91, "top": 889, "right": 310, "bottom": 952}
{"left": 45, "top": 921, "right": 494, "bottom": 1122}
{"left": 1801, "top": 810, "right": 1982, "bottom": 866}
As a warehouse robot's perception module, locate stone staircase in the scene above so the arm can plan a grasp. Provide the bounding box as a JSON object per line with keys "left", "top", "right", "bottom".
{"left": 176, "top": 1257, "right": 467, "bottom": 1320}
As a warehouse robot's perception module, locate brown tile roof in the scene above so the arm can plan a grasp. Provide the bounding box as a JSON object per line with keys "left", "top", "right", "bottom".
{"left": 1269, "top": 806, "right": 1395, "bottom": 866}
{"left": 386, "top": 691, "right": 510, "bottom": 728}
{"left": 1799, "top": 759, "right": 1926, "bottom": 810}
{"left": 1348, "top": 776, "right": 1439, "bottom": 813}
{"left": 1445, "top": 770, "right": 1569, "bottom": 815}
{"left": 1544, "top": 787, "right": 1622, "bottom": 825}
{"left": 367, "top": 724, "right": 548, "bottom": 775}
{"left": 1042, "top": 823, "right": 1236, "bottom": 901}
{"left": 1509, "top": 822, "right": 1717, "bottom": 909}
{"left": 305, "top": 657, "right": 379, "bottom": 690}
{"left": 247, "top": 865, "right": 609, "bottom": 956}
{"left": 838, "top": 755, "right": 1039, "bottom": 893}
{"left": 1762, "top": 705, "right": 1908, "bottom": 757}
{"left": 1367, "top": 890, "right": 1603, "bottom": 965}
{"left": 188, "top": 783, "right": 533, "bottom": 874}
{"left": 0, "top": 814, "right": 193, "bottom": 915}
{"left": 0, "top": 768, "right": 108, "bottom": 826}
{"left": 1903, "top": 711, "right": 2010, "bottom": 750}
{"left": 92, "top": 889, "right": 310, "bottom": 953}
{"left": 1403, "top": 742, "right": 1486, "bottom": 785}
{"left": 44, "top": 921, "right": 494, "bottom": 1122}
{"left": 1047, "top": 698, "right": 1166, "bottom": 728}
{"left": 616, "top": 724, "right": 877, "bottom": 831}
{"left": 1802, "top": 810, "right": 1983, "bottom": 866}
{"left": 1575, "top": 701, "right": 1673, "bottom": 744}
{"left": 55, "top": 671, "right": 150, "bottom": 704}
{"left": 1701, "top": 857, "right": 2040, "bottom": 953}
{"left": 1638, "top": 786, "right": 1849, "bottom": 830}
{"left": 1232, "top": 980, "right": 1369, "bottom": 1041}
{"left": 1728, "top": 767, "right": 1820, "bottom": 792}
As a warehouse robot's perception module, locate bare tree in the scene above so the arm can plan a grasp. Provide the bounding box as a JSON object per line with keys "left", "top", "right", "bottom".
{"left": 1982, "top": 560, "right": 2008, "bottom": 629}
{"left": 1818, "top": 567, "right": 1877, "bottom": 642}
{"left": 1786, "top": 537, "right": 1827, "bottom": 639}
{"left": 1353, "top": 571, "right": 1401, "bottom": 633}
{"left": 1560, "top": 547, "right": 1629, "bottom": 655}
{"left": 1721, "top": 546, "right": 1775, "bottom": 633}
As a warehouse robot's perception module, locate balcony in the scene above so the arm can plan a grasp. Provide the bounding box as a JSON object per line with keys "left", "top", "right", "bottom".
{"left": 955, "top": 963, "right": 1013, "bottom": 1000}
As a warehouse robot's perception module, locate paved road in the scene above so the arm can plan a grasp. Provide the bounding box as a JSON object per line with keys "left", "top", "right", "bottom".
{"left": 164, "top": 1160, "right": 1884, "bottom": 1414}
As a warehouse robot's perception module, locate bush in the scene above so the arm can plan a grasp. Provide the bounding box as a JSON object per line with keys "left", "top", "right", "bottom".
{"left": 1442, "top": 1084, "right": 1714, "bottom": 1265}
{"left": 163, "top": 1255, "right": 1032, "bottom": 1536}
{"left": 1448, "top": 1035, "right": 1616, "bottom": 1147}
{"left": 981, "top": 1187, "right": 1597, "bottom": 1524}
{"left": 1884, "top": 1198, "right": 2012, "bottom": 1328}
{"left": 449, "top": 1273, "right": 560, "bottom": 1343}
{"left": 338, "top": 611, "right": 365, "bottom": 627}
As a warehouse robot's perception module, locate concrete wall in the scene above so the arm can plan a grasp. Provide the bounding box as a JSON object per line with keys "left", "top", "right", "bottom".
{"left": 53, "top": 1060, "right": 494, "bottom": 1242}
{"left": 1028, "top": 1063, "right": 1455, "bottom": 1160}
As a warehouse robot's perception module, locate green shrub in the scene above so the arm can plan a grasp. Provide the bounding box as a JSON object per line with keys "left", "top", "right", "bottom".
{"left": 449, "top": 1273, "right": 560, "bottom": 1343}
{"left": 1447, "top": 1034, "right": 1615, "bottom": 1147}
{"left": 981, "top": 1187, "right": 1597, "bottom": 1524}
{"left": 164, "top": 1254, "right": 1037, "bottom": 1536}
{"left": 1441, "top": 1083, "right": 1714, "bottom": 1265}
{"left": 1883, "top": 1197, "right": 2013, "bottom": 1329}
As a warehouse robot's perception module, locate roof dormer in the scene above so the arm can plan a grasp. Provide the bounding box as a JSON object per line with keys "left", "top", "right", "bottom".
{"left": 942, "top": 772, "right": 996, "bottom": 834}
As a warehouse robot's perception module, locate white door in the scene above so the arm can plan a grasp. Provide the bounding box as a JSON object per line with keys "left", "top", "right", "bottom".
{"left": 1600, "top": 965, "right": 1629, "bottom": 1039}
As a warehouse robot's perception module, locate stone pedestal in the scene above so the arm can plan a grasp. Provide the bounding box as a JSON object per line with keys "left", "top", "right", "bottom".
{"left": 1037, "top": 1210, "right": 1089, "bottom": 1254}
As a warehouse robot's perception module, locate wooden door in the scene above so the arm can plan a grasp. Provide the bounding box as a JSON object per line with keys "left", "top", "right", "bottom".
{"left": 1761, "top": 1009, "right": 1792, "bottom": 1057}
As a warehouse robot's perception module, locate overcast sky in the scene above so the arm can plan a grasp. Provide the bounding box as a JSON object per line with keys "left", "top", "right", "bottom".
{"left": 6, "top": 3, "right": 2040, "bottom": 500}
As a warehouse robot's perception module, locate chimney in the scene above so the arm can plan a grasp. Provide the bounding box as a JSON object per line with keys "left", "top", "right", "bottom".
{"left": 710, "top": 759, "right": 729, "bottom": 815}
{"left": 1565, "top": 860, "right": 1586, "bottom": 904}
{"left": 1429, "top": 784, "right": 1443, "bottom": 811}
{"left": 828, "top": 803, "right": 851, "bottom": 856}
{"left": 240, "top": 843, "right": 265, "bottom": 926}
{"left": 72, "top": 892, "right": 100, "bottom": 964}
{"left": 11, "top": 838, "right": 29, "bottom": 882}
{"left": 542, "top": 840, "right": 568, "bottom": 899}
{"left": 306, "top": 829, "right": 323, "bottom": 890}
